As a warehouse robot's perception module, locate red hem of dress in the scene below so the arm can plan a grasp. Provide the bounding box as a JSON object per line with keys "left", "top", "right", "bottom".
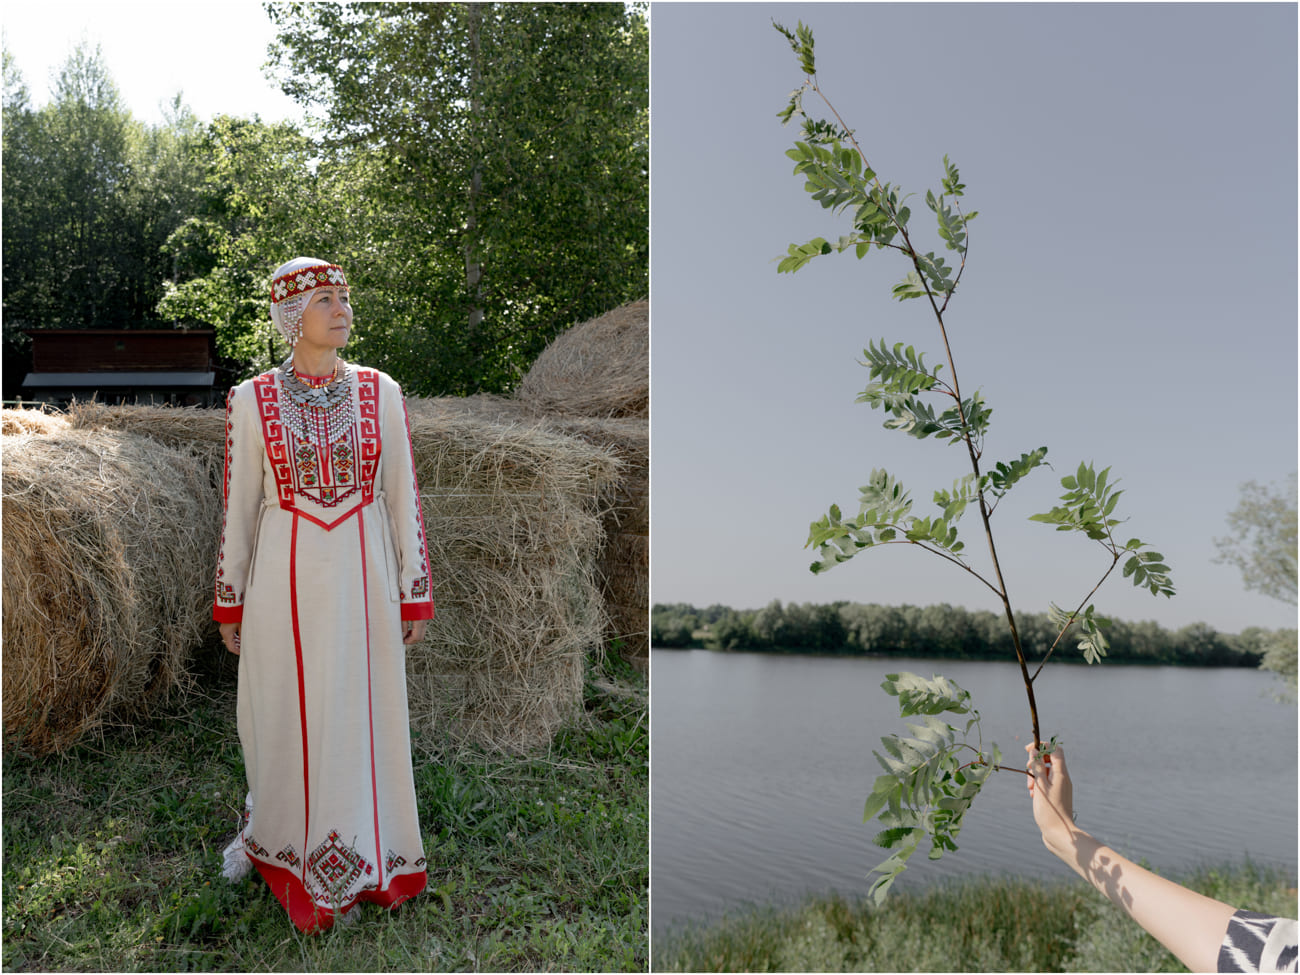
{"left": 213, "top": 603, "right": 243, "bottom": 624}
{"left": 400, "top": 601, "right": 435, "bottom": 622}
{"left": 248, "top": 856, "right": 427, "bottom": 933}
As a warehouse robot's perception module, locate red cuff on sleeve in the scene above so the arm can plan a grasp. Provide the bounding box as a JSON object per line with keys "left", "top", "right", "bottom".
{"left": 213, "top": 603, "right": 244, "bottom": 624}
{"left": 400, "top": 601, "right": 435, "bottom": 622}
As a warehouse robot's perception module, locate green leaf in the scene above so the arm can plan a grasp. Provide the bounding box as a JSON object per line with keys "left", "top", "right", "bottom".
{"left": 892, "top": 269, "right": 927, "bottom": 301}
{"left": 863, "top": 673, "right": 999, "bottom": 903}
{"left": 882, "top": 672, "right": 972, "bottom": 716}
{"left": 986, "top": 447, "right": 1049, "bottom": 499}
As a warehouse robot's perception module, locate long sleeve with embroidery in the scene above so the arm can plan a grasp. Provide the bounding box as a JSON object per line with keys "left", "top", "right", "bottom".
{"left": 379, "top": 375, "right": 434, "bottom": 621}
{"left": 213, "top": 383, "right": 266, "bottom": 623}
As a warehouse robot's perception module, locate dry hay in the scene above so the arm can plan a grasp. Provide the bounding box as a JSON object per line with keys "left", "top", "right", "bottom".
{"left": 402, "top": 405, "right": 621, "bottom": 752}
{"left": 2, "top": 407, "right": 70, "bottom": 436}
{"left": 539, "top": 415, "right": 648, "bottom": 665}
{"left": 516, "top": 300, "right": 648, "bottom": 419}
{"left": 64, "top": 401, "right": 227, "bottom": 469}
{"left": 409, "top": 397, "right": 649, "bottom": 666}
{"left": 5, "top": 395, "right": 624, "bottom": 755}
{"left": 2, "top": 427, "right": 222, "bottom": 754}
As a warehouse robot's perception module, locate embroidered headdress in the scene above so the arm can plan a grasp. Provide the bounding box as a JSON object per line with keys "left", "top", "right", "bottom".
{"left": 269, "top": 257, "right": 349, "bottom": 346}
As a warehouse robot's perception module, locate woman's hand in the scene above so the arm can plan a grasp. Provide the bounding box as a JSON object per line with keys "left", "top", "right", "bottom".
{"left": 1025, "top": 742, "right": 1078, "bottom": 860}
{"left": 1024, "top": 741, "right": 1238, "bottom": 972}
{"left": 220, "top": 622, "right": 241, "bottom": 655}
{"left": 403, "top": 619, "right": 427, "bottom": 646}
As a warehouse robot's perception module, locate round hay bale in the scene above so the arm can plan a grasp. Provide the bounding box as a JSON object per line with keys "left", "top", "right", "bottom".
{"left": 516, "top": 300, "right": 647, "bottom": 419}
{"left": 1, "top": 408, "right": 69, "bottom": 436}
{"left": 542, "top": 417, "right": 648, "bottom": 667}
{"left": 64, "top": 401, "right": 226, "bottom": 478}
{"left": 2, "top": 427, "right": 222, "bottom": 754}
{"left": 409, "top": 397, "right": 649, "bottom": 672}
{"left": 600, "top": 528, "right": 648, "bottom": 667}
{"left": 402, "top": 407, "right": 620, "bottom": 753}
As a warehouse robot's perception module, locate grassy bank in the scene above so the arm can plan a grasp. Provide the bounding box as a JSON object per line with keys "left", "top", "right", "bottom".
{"left": 3, "top": 647, "right": 648, "bottom": 972}
{"left": 653, "top": 866, "right": 1297, "bottom": 972}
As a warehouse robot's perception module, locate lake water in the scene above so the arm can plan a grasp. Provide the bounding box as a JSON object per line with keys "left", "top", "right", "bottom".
{"left": 650, "top": 649, "right": 1298, "bottom": 933}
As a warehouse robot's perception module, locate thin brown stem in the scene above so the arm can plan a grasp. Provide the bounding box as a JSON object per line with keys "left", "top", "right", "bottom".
{"left": 1031, "top": 547, "right": 1123, "bottom": 681}
{"left": 876, "top": 539, "right": 1003, "bottom": 600}
{"left": 807, "top": 74, "right": 1043, "bottom": 748}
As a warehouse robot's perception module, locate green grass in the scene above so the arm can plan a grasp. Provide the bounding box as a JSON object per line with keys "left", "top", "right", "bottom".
{"left": 3, "top": 647, "right": 648, "bottom": 972}
{"left": 652, "top": 865, "right": 1298, "bottom": 973}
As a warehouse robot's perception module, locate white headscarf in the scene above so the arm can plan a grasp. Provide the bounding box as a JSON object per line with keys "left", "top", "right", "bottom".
{"left": 269, "top": 257, "right": 349, "bottom": 346}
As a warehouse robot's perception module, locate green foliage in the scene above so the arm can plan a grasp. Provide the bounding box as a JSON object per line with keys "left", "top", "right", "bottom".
{"left": 654, "top": 600, "right": 1268, "bottom": 668}
{"left": 156, "top": 116, "right": 323, "bottom": 380}
{"left": 1, "top": 44, "right": 206, "bottom": 396}
{"left": 2, "top": 649, "right": 647, "bottom": 972}
{"left": 1048, "top": 603, "right": 1112, "bottom": 664}
{"left": 1214, "top": 474, "right": 1297, "bottom": 606}
{"left": 652, "top": 866, "right": 1296, "bottom": 973}
{"left": 774, "top": 21, "right": 1175, "bottom": 899}
{"left": 261, "top": 2, "right": 648, "bottom": 396}
{"left": 806, "top": 469, "right": 971, "bottom": 575}
{"left": 1213, "top": 474, "right": 1298, "bottom": 690}
{"left": 861, "top": 673, "right": 999, "bottom": 903}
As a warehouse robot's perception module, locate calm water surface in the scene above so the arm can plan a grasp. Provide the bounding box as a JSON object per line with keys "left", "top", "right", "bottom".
{"left": 650, "top": 649, "right": 1298, "bottom": 932}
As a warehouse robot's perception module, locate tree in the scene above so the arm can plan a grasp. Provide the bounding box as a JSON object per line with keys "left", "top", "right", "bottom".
{"left": 774, "top": 21, "right": 1173, "bottom": 901}
{"left": 156, "top": 115, "right": 329, "bottom": 383}
{"left": 2, "top": 45, "right": 206, "bottom": 397}
{"left": 263, "top": 1, "right": 648, "bottom": 396}
{"left": 1214, "top": 475, "right": 1297, "bottom": 606}
{"left": 1214, "top": 474, "right": 1298, "bottom": 692}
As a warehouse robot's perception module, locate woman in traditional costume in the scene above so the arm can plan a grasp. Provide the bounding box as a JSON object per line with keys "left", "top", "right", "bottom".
{"left": 213, "top": 257, "right": 434, "bottom": 932}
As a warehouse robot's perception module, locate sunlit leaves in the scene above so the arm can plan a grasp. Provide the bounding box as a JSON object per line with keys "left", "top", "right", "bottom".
{"left": 892, "top": 269, "right": 928, "bottom": 301}
{"left": 777, "top": 236, "right": 833, "bottom": 274}
{"left": 884, "top": 671, "right": 974, "bottom": 717}
{"left": 940, "top": 154, "right": 965, "bottom": 197}
{"left": 773, "top": 19, "right": 817, "bottom": 77}
{"left": 1031, "top": 464, "right": 1175, "bottom": 597}
{"left": 933, "top": 475, "right": 977, "bottom": 523}
{"left": 1030, "top": 462, "right": 1124, "bottom": 542}
{"left": 863, "top": 673, "right": 1000, "bottom": 903}
{"left": 776, "top": 20, "right": 1179, "bottom": 907}
{"left": 1048, "top": 602, "right": 1112, "bottom": 664}
{"left": 1123, "top": 545, "right": 1176, "bottom": 598}
{"left": 806, "top": 469, "right": 966, "bottom": 572}
{"left": 986, "top": 447, "right": 1049, "bottom": 499}
{"left": 857, "top": 340, "right": 943, "bottom": 402}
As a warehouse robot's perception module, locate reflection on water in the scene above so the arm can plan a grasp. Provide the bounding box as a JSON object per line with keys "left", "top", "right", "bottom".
{"left": 650, "top": 649, "right": 1298, "bottom": 932}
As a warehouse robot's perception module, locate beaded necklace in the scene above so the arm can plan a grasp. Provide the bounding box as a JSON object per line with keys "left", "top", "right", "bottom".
{"left": 277, "top": 357, "right": 356, "bottom": 449}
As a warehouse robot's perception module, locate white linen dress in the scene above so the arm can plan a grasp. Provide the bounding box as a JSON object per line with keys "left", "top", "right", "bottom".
{"left": 213, "top": 363, "right": 433, "bottom": 932}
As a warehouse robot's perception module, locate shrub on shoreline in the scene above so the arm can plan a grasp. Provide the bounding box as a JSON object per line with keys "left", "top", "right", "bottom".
{"left": 653, "top": 865, "right": 1297, "bottom": 972}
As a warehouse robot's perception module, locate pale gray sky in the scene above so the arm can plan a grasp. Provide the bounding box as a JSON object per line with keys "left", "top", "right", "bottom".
{"left": 2, "top": 0, "right": 298, "bottom": 124}
{"left": 650, "top": 2, "right": 1297, "bottom": 634}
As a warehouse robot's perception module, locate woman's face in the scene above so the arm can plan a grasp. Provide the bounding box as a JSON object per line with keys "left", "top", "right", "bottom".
{"left": 297, "top": 286, "right": 353, "bottom": 351}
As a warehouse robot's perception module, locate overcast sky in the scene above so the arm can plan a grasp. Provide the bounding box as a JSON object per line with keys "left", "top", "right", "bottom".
{"left": 649, "top": 2, "right": 1297, "bottom": 634}
{"left": 2, "top": 0, "right": 298, "bottom": 125}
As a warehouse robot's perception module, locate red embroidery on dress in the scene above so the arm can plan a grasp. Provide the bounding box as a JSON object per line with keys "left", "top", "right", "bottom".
{"left": 399, "top": 397, "right": 433, "bottom": 607}
{"left": 215, "top": 388, "right": 240, "bottom": 609}
{"left": 253, "top": 369, "right": 382, "bottom": 525}
{"left": 306, "top": 829, "right": 374, "bottom": 902}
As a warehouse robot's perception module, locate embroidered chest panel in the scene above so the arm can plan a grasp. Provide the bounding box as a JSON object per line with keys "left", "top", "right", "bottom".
{"left": 253, "top": 369, "right": 381, "bottom": 515}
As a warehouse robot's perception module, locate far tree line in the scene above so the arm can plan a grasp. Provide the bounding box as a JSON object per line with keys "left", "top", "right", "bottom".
{"left": 652, "top": 599, "right": 1295, "bottom": 672}
{"left": 2, "top": 3, "right": 647, "bottom": 400}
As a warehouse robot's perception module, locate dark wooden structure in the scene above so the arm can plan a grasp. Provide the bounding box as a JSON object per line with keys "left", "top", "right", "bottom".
{"left": 20, "top": 329, "right": 218, "bottom": 407}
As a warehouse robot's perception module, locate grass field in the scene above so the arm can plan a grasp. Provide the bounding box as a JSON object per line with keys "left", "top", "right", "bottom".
{"left": 3, "top": 647, "right": 648, "bottom": 972}
{"left": 652, "top": 865, "right": 1298, "bottom": 972}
